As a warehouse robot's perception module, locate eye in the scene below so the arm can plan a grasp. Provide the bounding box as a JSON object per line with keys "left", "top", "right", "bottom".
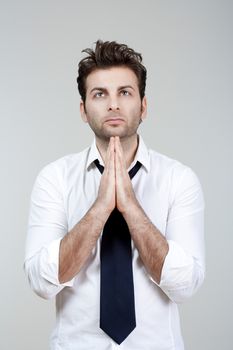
{"left": 94, "top": 91, "right": 104, "bottom": 98}
{"left": 120, "top": 90, "right": 130, "bottom": 96}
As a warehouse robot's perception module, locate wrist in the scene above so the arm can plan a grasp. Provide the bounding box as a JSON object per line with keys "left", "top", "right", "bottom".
{"left": 91, "top": 199, "right": 113, "bottom": 221}
{"left": 120, "top": 198, "right": 142, "bottom": 217}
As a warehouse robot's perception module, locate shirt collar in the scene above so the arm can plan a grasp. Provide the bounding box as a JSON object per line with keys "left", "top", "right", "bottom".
{"left": 86, "top": 138, "right": 105, "bottom": 170}
{"left": 86, "top": 134, "right": 150, "bottom": 172}
{"left": 131, "top": 134, "right": 150, "bottom": 172}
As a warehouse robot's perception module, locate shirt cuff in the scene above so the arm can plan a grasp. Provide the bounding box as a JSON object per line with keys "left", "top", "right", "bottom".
{"left": 40, "top": 238, "right": 75, "bottom": 288}
{"left": 157, "top": 240, "right": 194, "bottom": 291}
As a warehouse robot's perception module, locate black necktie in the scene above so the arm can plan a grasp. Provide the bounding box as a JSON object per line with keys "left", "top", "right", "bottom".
{"left": 94, "top": 159, "right": 142, "bottom": 345}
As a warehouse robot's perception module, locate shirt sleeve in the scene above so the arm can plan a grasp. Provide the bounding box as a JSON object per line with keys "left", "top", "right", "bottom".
{"left": 24, "top": 162, "right": 75, "bottom": 300}
{"left": 158, "top": 167, "right": 205, "bottom": 303}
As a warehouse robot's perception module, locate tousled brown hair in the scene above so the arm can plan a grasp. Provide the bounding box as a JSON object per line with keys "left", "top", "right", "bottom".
{"left": 77, "top": 40, "right": 147, "bottom": 102}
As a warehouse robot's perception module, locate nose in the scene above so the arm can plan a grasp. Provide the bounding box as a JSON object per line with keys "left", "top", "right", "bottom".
{"left": 107, "top": 96, "right": 120, "bottom": 111}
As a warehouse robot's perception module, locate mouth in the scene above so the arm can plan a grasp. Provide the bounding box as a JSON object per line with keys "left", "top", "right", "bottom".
{"left": 105, "top": 118, "right": 125, "bottom": 125}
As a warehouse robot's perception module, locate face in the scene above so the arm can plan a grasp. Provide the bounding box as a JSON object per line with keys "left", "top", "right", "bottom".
{"left": 80, "top": 66, "right": 147, "bottom": 141}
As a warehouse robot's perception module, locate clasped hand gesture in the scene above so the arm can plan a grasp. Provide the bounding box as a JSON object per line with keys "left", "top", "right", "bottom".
{"left": 97, "top": 136, "right": 138, "bottom": 215}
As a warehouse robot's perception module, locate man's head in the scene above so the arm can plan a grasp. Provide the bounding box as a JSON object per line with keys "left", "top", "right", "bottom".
{"left": 77, "top": 40, "right": 147, "bottom": 104}
{"left": 77, "top": 40, "right": 147, "bottom": 142}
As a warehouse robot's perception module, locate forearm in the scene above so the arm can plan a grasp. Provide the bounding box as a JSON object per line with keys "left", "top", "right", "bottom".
{"left": 24, "top": 201, "right": 111, "bottom": 299}
{"left": 123, "top": 201, "right": 205, "bottom": 303}
{"left": 59, "top": 201, "right": 110, "bottom": 283}
{"left": 122, "top": 202, "right": 169, "bottom": 284}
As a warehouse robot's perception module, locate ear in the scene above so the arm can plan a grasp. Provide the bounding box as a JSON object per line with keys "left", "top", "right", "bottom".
{"left": 80, "top": 100, "right": 88, "bottom": 123}
{"left": 140, "top": 96, "right": 147, "bottom": 121}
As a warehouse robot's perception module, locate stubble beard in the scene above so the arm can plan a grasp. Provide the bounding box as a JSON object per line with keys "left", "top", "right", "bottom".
{"left": 93, "top": 111, "right": 143, "bottom": 142}
{"left": 94, "top": 122, "right": 141, "bottom": 143}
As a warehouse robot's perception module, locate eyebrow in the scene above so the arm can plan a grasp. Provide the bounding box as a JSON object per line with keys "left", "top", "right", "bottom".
{"left": 90, "top": 85, "right": 135, "bottom": 94}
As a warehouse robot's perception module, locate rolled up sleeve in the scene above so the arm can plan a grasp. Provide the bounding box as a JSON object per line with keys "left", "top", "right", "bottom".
{"left": 24, "top": 162, "right": 74, "bottom": 300}
{"left": 158, "top": 167, "right": 205, "bottom": 303}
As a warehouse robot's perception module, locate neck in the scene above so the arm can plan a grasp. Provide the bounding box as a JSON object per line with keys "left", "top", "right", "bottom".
{"left": 96, "top": 134, "right": 139, "bottom": 169}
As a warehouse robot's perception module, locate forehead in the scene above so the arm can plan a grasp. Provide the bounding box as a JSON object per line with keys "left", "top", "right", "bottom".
{"left": 85, "top": 66, "right": 139, "bottom": 92}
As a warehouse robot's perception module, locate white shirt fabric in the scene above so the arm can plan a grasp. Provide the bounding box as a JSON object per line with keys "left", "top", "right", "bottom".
{"left": 24, "top": 135, "right": 205, "bottom": 350}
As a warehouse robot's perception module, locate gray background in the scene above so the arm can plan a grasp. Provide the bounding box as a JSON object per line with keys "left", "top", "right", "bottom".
{"left": 0, "top": 0, "right": 232, "bottom": 349}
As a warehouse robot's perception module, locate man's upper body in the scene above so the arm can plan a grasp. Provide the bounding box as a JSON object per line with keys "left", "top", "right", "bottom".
{"left": 24, "top": 40, "right": 205, "bottom": 350}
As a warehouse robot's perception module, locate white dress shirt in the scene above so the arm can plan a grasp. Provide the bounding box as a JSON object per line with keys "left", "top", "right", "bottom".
{"left": 24, "top": 135, "right": 205, "bottom": 350}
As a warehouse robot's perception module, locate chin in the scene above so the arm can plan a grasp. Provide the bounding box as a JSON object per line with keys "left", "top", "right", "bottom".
{"left": 96, "top": 126, "right": 137, "bottom": 141}
{"left": 103, "top": 129, "right": 126, "bottom": 139}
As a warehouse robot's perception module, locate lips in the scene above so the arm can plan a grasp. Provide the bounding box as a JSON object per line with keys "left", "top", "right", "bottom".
{"left": 106, "top": 118, "right": 124, "bottom": 122}
{"left": 105, "top": 115, "right": 125, "bottom": 123}
{"left": 105, "top": 118, "right": 124, "bottom": 125}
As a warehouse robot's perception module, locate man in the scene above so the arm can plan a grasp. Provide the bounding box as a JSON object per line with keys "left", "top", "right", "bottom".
{"left": 25, "top": 40, "right": 205, "bottom": 349}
